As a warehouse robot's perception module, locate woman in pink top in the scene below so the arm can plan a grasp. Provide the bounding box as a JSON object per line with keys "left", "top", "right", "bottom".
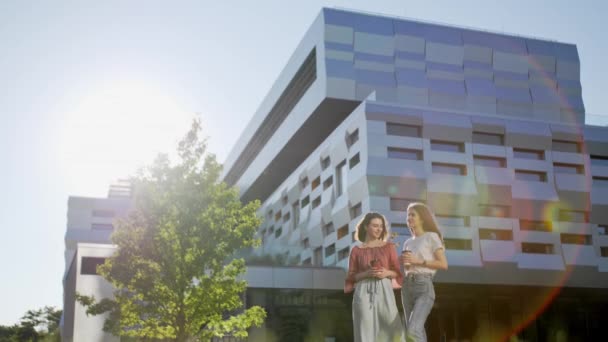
{"left": 345, "top": 212, "right": 405, "bottom": 342}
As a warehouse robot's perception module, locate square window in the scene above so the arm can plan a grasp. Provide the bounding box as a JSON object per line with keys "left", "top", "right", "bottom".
{"left": 514, "top": 170, "right": 547, "bottom": 182}
{"left": 388, "top": 147, "right": 423, "bottom": 160}
{"left": 513, "top": 148, "right": 544, "bottom": 160}
{"left": 81, "top": 257, "right": 106, "bottom": 275}
{"left": 431, "top": 140, "right": 465, "bottom": 153}
{"left": 473, "top": 132, "right": 504, "bottom": 145}
{"left": 349, "top": 153, "right": 360, "bottom": 169}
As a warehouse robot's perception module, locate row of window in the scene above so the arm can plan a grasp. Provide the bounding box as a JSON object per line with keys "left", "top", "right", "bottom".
{"left": 386, "top": 122, "right": 586, "bottom": 154}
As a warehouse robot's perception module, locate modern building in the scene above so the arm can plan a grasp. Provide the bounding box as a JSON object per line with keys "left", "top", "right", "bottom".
{"left": 221, "top": 7, "right": 608, "bottom": 341}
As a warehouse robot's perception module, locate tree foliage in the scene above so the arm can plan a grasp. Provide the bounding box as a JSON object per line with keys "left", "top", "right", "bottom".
{"left": 76, "top": 120, "right": 266, "bottom": 341}
{"left": 0, "top": 306, "right": 62, "bottom": 342}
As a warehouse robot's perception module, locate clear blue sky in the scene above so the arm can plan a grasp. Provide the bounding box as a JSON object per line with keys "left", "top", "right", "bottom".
{"left": 0, "top": 0, "right": 606, "bottom": 325}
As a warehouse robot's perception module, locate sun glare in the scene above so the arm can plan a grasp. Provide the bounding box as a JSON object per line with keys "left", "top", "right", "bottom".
{"left": 59, "top": 82, "right": 195, "bottom": 196}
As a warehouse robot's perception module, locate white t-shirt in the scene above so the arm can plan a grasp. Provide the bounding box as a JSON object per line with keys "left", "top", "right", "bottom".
{"left": 402, "top": 232, "right": 444, "bottom": 276}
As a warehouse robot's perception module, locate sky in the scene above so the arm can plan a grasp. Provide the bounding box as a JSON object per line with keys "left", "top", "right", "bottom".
{"left": 0, "top": 0, "right": 606, "bottom": 325}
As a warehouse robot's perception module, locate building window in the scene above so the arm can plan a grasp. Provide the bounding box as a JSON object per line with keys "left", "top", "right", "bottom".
{"left": 312, "top": 197, "right": 321, "bottom": 209}
{"left": 268, "top": 226, "right": 274, "bottom": 235}
{"left": 386, "top": 122, "right": 421, "bottom": 137}
{"left": 302, "top": 257, "right": 312, "bottom": 265}
{"left": 444, "top": 239, "right": 472, "bottom": 250}
{"left": 323, "top": 222, "right": 335, "bottom": 236}
{"left": 313, "top": 247, "right": 323, "bottom": 266}
{"left": 275, "top": 227, "right": 283, "bottom": 238}
{"left": 311, "top": 176, "right": 321, "bottom": 190}
{"left": 592, "top": 177, "right": 608, "bottom": 187}
{"left": 473, "top": 132, "right": 504, "bottom": 146}
{"left": 520, "top": 220, "right": 552, "bottom": 232}
{"left": 558, "top": 210, "right": 589, "bottom": 223}
{"left": 346, "top": 129, "right": 359, "bottom": 147}
{"left": 432, "top": 163, "right": 467, "bottom": 175}
{"left": 275, "top": 211, "right": 282, "bottom": 222}
{"left": 91, "top": 223, "right": 114, "bottom": 231}
{"left": 321, "top": 156, "right": 331, "bottom": 170}
{"left": 300, "top": 177, "right": 309, "bottom": 189}
{"left": 338, "top": 247, "right": 350, "bottom": 261}
{"left": 553, "top": 163, "right": 584, "bottom": 174}
{"left": 560, "top": 234, "right": 592, "bottom": 245}
{"left": 292, "top": 202, "right": 300, "bottom": 229}
{"left": 598, "top": 224, "right": 608, "bottom": 235}
{"left": 267, "top": 210, "right": 274, "bottom": 220}
{"left": 301, "top": 196, "right": 310, "bottom": 208}
{"left": 513, "top": 148, "right": 544, "bottom": 160}
{"left": 350, "top": 202, "right": 362, "bottom": 218}
{"left": 390, "top": 198, "right": 421, "bottom": 211}
{"left": 431, "top": 140, "right": 465, "bottom": 153}
{"left": 323, "top": 176, "right": 333, "bottom": 190}
{"left": 349, "top": 153, "right": 360, "bottom": 169}
{"left": 601, "top": 247, "right": 608, "bottom": 257}
{"left": 522, "top": 242, "right": 554, "bottom": 254}
{"left": 387, "top": 147, "right": 423, "bottom": 160}
{"left": 552, "top": 139, "right": 581, "bottom": 153}
{"left": 81, "top": 257, "right": 106, "bottom": 275}
{"left": 337, "top": 224, "right": 349, "bottom": 240}
{"left": 590, "top": 155, "right": 608, "bottom": 167}
{"left": 92, "top": 210, "right": 115, "bottom": 218}
{"left": 302, "top": 238, "right": 310, "bottom": 248}
{"left": 479, "top": 229, "right": 513, "bottom": 240}
{"left": 436, "top": 215, "right": 470, "bottom": 227}
{"left": 335, "top": 160, "right": 347, "bottom": 197}
{"left": 282, "top": 195, "right": 288, "bottom": 206}
{"left": 514, "top": 170, "right": 547, "bottom": 182}
{"left": 282, "top": 212, "right": 290, "bottom": 223}
{"left": 473, "top": 156, "right": 506, "bottom": 168}
{"left": 325, "top": 244, "right": 335, "bottom": 257}
{"left": 479, "top": 205, "right": 511, "bottom": 218}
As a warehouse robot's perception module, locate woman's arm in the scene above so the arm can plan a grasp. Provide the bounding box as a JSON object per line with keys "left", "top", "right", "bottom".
{"left": 419, "top": 248, "right": 448, "bottom": 270}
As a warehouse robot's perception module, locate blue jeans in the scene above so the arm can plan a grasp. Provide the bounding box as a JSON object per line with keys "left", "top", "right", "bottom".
{"left": 401, "top": 274, "right": 435, "bottom": 342}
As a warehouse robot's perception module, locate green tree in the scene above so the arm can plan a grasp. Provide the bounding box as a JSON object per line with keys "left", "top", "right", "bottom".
{"left": 0, "top": 306, "right": 62, "bottom": 342}
{"left": 76, "top": 120, "right": 266, "bottom": 341}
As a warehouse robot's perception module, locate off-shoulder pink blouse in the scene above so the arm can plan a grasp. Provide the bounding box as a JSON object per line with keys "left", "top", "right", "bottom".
{"left": 344, "top": 242, "right": 403, "bottom": 293}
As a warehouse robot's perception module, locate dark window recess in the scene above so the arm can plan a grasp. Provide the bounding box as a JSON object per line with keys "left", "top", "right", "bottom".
{"left": 479, "top": 229, "right": 513, "bottom": 241}
{"left": 91, "top": 223, "right": 113, "bottom": 231}
{"left": 432, "top": 162, "right": 467, "bottom": 175}
{"left": 590, "top": 155, "right": 608, "bottom": 167}
{"left": 560, "top": 234, "right": 592, "bottom": 245}
{"left": 224, "top": 48, "right": 317, "bottom": 186}
{"left": 337, "top": 224, "right": 349, "bottom": 240}
{"left": 473, "top": 132, "right": 504, "bottom": 146}
{"left": 520, "top": 220, "right": 552, "bottom": 232}
{"left": 522, "top": 242, "right": 554, "bottom": 254}
{"left": 282, "top": 196, "right": 288, "bottom": 205}
{"left": 321, "top": 156, "right": 331, "bottom": 170}
{"left": 325, "top": 244, "right": 335, "bottom": 256}
{"left": 300, "top": 177, "right": 309, "bottom": 189}
{"left": 444, "top": 239, "right": 472, "bottom": 250}
{"left": 592, "top": 177, "right": 608, "bottom": 187}
{"left": 323, "top": 176, "right": 333, "bottom": 190}
{"left": 301, "top": 196, "right": 310, "bottom": 208}
{"left": 431, "top": 140, "right": 465, "bottom": 153}
{"left": 479, "top": 205, "right": 511, "bottom": 218}
{"left": 387, "top": 147, "right": 423, "bottom": 160}
{"left": 473, "top": 156, "right": 506, "bottom": 168}
{"left": 514, "top": 170, "right": 547, "bottom": 182}
{"left": 81, "top": 257, "right": 106, "bottom": 275}
{"left": 323, "top": 222, "right": 335, "bottom": 236}
{"left": 350, "top": 202, "right": 362, "bottom": 218}
{"left": 275, "top": 227, "right": 282, "bottom": 238}
{"left": 601, "top": 247, "right": 608, "bottom": 257}
{"left": 513, "top": 148, "right": 544, "bottom": 160}
{"left": 598, "top": 224, "right": 608, "bottom": 235}
{"left": 558, "top": 210, "right": 589, "bottom": 223}
{"left": 553, "top": 163, "right": 584, "bottom": 174}
{"left": 349, "top": 153, "right": 360, "bottom": 169}
{"left": 390, "top": 198, "right": 411, "bottom": 211}
{"left": 267, "top": 210, "right": 274, "bottom": 220}
{"left": 92, "top": 210, "right": 115, "bottom": 218}
{"left": 346, "top": 129, "right": 359, "bottom": 147}
{"left": 283, "top": 212, "right": 290, "bottom": 222}
{"left": 312, "top": 197, "right": 321, "bottom": 209}
{"left": 274, "top": 211, "right": 282, "bottom": 222}
{"left": 302, "top": 238, "right": 310, "bottom": 248}
{"left": 552, "top": 139, "right": 581, "bottom": 153}
{"left": 386, "top": 122, "right": 421, "bottom": 137}
{"left": 311, "top": 177, "right": 321, "bottom": 190}
{"left": 302, "top": 258, "right": 312, "bottom": 265}
{"left": 338, "top": 247, "right": 350, "bottom": 261}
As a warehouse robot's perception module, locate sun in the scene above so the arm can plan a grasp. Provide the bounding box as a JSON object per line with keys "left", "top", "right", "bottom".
{"left": 58, "top": 81, "right": 195, "bottom": 196}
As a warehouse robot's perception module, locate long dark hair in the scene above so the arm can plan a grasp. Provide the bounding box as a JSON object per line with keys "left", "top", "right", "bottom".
{"left": 355, "top": 212, "right": 388, "bottom": 242}
{"left": 407, "top": 202, "right": 443, "bottom": 242}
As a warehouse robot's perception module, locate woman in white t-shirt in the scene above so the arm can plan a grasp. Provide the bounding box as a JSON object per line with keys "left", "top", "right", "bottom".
{"left": 400, "top": 202, "right": 448, "bottom": 342}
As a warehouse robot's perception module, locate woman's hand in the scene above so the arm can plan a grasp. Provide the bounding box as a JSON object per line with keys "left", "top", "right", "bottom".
{"left": 371, "top": 267, "right": 391, "bottom": 279}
